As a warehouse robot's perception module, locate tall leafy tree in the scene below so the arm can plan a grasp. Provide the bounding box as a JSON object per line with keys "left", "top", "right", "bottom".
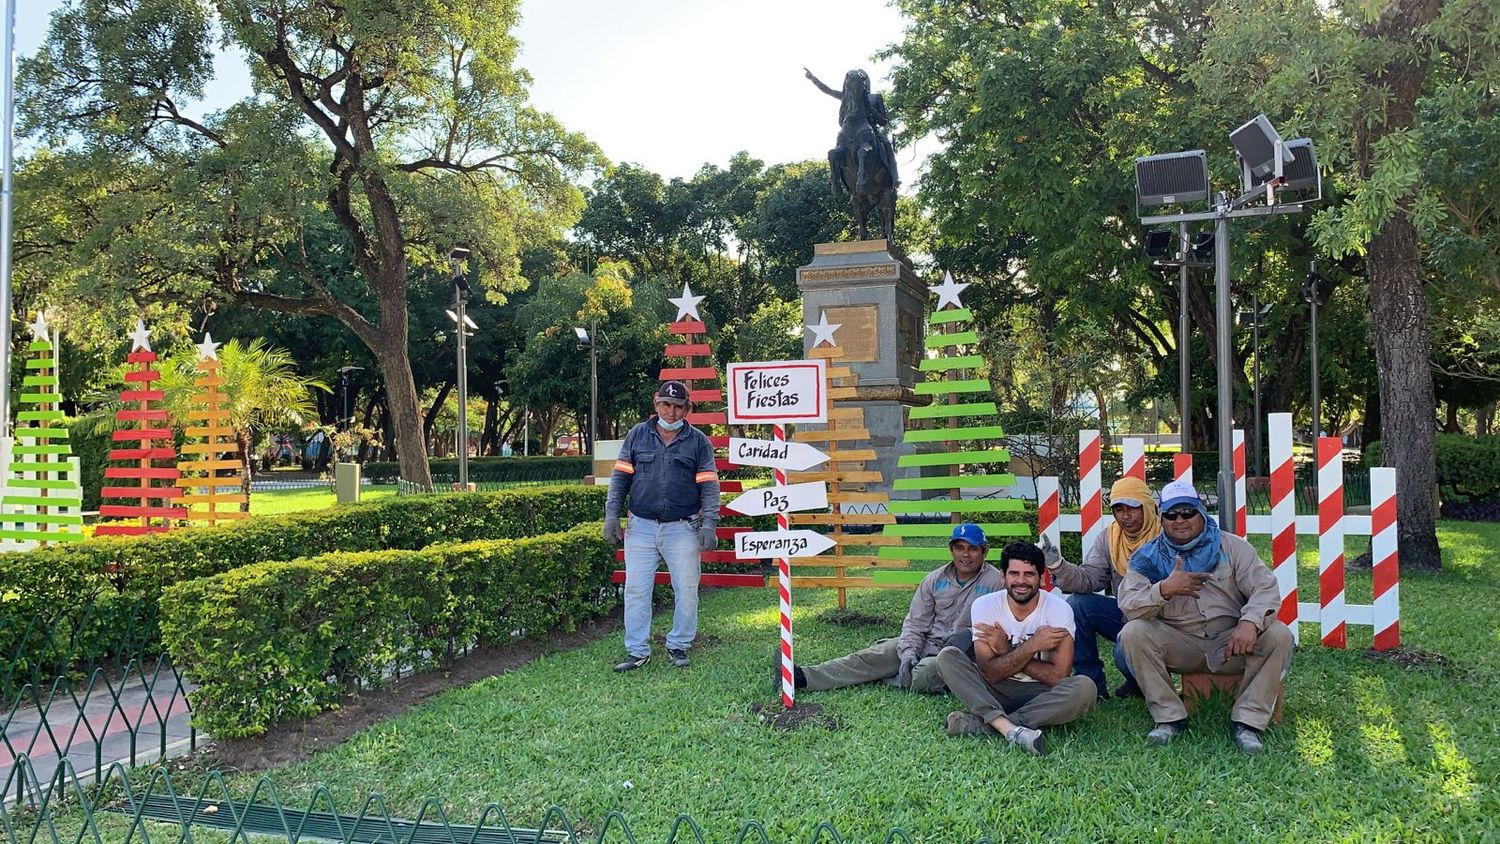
{"left": 19, "top": 0, "right": 599, "bottom": 485}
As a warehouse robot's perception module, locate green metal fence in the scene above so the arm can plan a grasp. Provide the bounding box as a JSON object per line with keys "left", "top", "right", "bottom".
{"left": 0, "top": 757, "right": 998, "bottom": 843}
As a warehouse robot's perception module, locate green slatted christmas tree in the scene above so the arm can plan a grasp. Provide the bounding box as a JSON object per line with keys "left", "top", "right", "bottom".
{"left": 0, "top": 311, "right": 84, "bottom": 547}
{"left": 874, "top": 273, "right": 1028, "bottom": 579}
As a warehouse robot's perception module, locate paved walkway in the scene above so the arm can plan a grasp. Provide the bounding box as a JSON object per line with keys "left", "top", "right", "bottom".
{"left": 2, "top": 663, "right": 199, "bottom": 798}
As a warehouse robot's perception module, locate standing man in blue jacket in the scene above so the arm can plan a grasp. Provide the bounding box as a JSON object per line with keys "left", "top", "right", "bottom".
{"left": 604, "top": 381, "right": 720, "bottom": 672}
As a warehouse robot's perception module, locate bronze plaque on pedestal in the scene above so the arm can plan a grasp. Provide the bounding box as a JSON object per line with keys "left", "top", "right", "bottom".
{"left": 823, "top": 305, "right": 879, "bottom": 362}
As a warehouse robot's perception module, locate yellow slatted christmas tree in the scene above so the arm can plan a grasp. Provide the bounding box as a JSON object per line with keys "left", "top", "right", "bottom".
{"left": 176, "top": 333, "right": 247, "bottom": 525}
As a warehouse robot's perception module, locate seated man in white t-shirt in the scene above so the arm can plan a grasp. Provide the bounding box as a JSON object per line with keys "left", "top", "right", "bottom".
{"left": 936, "top": 541, "right": 1097, "bottom": 756}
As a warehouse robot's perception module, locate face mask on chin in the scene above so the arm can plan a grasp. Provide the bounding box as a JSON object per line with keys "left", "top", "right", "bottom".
{"left": 657, "top": 417, "right": 685, "bottom": 431}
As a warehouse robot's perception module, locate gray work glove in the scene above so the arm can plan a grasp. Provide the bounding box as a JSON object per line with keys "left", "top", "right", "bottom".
{"left": 897, "top": 656, "right": 916, "bottom": 689}
{"left": 603, "top": 516, "right": 623, "bottom": 544}
{"left": 1040, "top": 534, "right": 1062, "bottom": 570}
{"left": 699, "top": 524, "right": 718, "bottom": 551}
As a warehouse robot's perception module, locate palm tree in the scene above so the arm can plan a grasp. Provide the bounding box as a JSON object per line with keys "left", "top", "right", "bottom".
{"left": 159, "top": 339, "right": 329, "bottom": 510}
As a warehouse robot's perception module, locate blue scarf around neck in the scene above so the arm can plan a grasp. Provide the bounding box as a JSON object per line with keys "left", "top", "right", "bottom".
{"left": 1128, "top": 506, "right": 1224, "bottom": 583}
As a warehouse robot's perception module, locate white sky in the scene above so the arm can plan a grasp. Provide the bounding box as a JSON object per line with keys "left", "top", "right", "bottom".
{"left": 20, "top": 0, "right": 928, "bottom": 184}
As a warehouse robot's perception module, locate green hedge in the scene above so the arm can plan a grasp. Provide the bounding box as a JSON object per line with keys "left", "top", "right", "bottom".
{"left": 360, "top": 455, "right": 591, "bottom": 484}
{"left": 160, "top": 525, "right": 616, "bottom": 737}
{"left": 0, "top": 486, "right": 606, "bottom": 691}
{"left": 1367, "top": 434, "right": 1500, "bottom": 504}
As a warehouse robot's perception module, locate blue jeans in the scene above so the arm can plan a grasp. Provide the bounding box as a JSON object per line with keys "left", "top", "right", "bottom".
{"left": 1066, "top": 592, "right": 1137, "bottom": 698}
{"left": 622, "top": 516, "right": 701, "bottom": 657}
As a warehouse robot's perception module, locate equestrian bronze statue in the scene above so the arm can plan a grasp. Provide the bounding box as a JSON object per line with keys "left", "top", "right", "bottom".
{"left": 805, "top": 67, "right": 899, "bottom": 243}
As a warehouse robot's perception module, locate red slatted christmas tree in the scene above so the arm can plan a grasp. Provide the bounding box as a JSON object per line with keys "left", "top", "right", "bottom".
{"left": 176, "top": 333, "right": 247, "bottom": 526}
{"left": 610, "top": 282, "right": 763, "bottom": 588}
{"left": 95, "top": 320, "right": 186, "bottom": 536}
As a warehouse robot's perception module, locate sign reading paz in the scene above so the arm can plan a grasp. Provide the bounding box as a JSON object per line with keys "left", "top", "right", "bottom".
{"left": 728, "top": 437, "right": 829, "bottom": 472}
{"left": 726, "top": 359, "right": 828, "bottom": 425}
{"left": 724, "top": 482, "right": 829, "bottom": 517}
{"left": 735, "top": 529, "right": 837, "bottom": 559}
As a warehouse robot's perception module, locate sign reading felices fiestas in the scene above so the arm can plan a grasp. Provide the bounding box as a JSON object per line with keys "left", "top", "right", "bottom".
{"left": 725, "top": 359, "right": 827, "bottom": 425}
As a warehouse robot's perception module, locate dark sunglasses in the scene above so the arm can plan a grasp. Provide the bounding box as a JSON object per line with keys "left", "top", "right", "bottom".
{"left": 1162, "top": 509, "right": 1199, "bottom": 522}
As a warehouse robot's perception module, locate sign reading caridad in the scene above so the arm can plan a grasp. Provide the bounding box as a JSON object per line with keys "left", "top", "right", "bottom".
{"left": 726, "top": 359, "right": 828, "bottom": 425}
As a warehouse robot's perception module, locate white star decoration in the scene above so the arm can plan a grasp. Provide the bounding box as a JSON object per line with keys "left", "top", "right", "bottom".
{"left": 668, "top": 282, "right": 705, "bottom": 322}
{"left": 127, "top": 319, "right": 152, "bottom": 352}
{"left": 195, "top": 332, "right": 221, "bottom": 361}
{"left": 931, "top": 271, "right": 971, "bottom": 310}
{"left": 29, "top": 311, "right": 49, "bottom": 342}
{"left": 805, "top": 311, "right": 841, "bottom": 348}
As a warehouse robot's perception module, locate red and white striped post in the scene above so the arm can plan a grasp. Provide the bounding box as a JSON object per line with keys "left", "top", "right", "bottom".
{"left": 1173, "top": 453, "right": 1193, "bottom": 488}
{"left": 1269, "top": 413, "right": 1299, "bottom": 637}
{"left": 1370, "top": 467, "right": 1400, "bottom": 650}
{"left": 1037, "top": 476, "right": 1059, "bottom": 591}
{"left": 1122, "top": 438, "right": 1145, "bottom": 481}
{"left": 774, "top": 423, "right": 795, "bottom": 707}
{"left": 1078, "top": 431, "right": 1102, "bottom": 557}
{"left": 1233, "top": 428, "right": 1247, "bottom": 538}
{"left": 1317, "top": 436, "right": 1347, "bottom": 648}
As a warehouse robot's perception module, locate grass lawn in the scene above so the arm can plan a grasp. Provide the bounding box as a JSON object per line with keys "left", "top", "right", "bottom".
{"left": 247, "top": 485, "right": 397, "bottom": 515}
{"left": 76, "top": 523, "right": 1500, "bottom": 842}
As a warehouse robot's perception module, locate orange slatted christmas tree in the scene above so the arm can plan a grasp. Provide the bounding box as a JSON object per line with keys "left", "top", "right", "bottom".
{"left": 610, "top": 282, "right": 763, "bottom": 588}
{"left": 95, "top": 320, "right": 185, "bottom": 536}
{"left": 176, "top": 333, "right": 247, "bottom": 526}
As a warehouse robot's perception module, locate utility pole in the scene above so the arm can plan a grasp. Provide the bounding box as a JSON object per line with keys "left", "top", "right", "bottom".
{"left": 450, "top": 247, "right": 472, "bottom": 489}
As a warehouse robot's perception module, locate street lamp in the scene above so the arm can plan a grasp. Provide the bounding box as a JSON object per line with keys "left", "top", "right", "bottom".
{"left": 449, "top": 246, "right": 472, "bottom": 489}
{"left": 1143, "top": 227, "right": 1212, "bottom": 453}
{"left": 1238, "top": 298, "right": 1272, "bottom": 476}
{"left": 1302, "top": 261, "right": 1333, "bottom": 438}
{"left": 1135, "top": 115, "right": 1322, "bottom": 534}
{"left": 575, "top": 321, "right": 599, "bottom": 456}
{"left": 337, "top": 365, "right": 364, "bottom": 431}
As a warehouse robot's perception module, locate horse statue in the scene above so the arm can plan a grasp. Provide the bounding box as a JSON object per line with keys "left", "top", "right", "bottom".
{"left": 805, "top": 68, "right": 899, "bottom": 243}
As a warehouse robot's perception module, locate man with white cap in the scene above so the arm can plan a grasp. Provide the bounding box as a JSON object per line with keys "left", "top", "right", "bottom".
{"left": 604, "top": 380, "right": 720, "bottom": 672}
{"left": 783, "top": 523, "right": 1002, "bottom": 693}
{"left": 1118, "top": 479, "right": 1294, "bottom": 755}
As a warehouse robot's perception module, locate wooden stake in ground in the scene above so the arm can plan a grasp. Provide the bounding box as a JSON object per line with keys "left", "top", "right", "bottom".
{"left": 0, "top": 312, "right": 84, "bottom": 548}
{"left": 96, "top": 320, "right": 186, "bottom": 536}
{"left": 177, "top": 334, "right": 248, "bottom": 527}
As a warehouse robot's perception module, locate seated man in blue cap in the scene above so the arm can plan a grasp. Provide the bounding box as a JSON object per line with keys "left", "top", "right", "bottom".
{"left": 782, "top": 523, "right": 1003, "bottom": 693}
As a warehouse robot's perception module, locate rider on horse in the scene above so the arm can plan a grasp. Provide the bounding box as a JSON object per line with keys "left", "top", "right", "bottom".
{"left": 805, "top": 68, "right": 900, "bottom": 195}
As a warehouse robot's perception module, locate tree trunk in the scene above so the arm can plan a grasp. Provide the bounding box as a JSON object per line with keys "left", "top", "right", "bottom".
{"left": 1367, "top": 216, "right": 1441, "bottom": 570}
{"left": 236, "top": 427, "right": 254, "bottom": 513}
{"left": 423, "top": 381, "right": 455, "bottom": 444}
{"left": 371, "top": 334, "right": 433, "bottom": 485}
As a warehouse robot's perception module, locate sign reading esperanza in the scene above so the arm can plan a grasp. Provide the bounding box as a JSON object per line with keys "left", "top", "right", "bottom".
{"left": 726, "top": 359, "right": 827, "bottom": 425}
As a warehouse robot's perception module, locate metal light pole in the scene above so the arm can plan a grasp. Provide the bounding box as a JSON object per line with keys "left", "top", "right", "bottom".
{"left": 1251, "top": 292, "right": 1264, "bottom": 477}
{"left": 449, "top": 247, "right": 471, "bottom": 489}
{"left": 0, "top": 0, "right": 17, "bottom": 435}
{"left": 1306, "top": 262, "right": 1322, "bottom": 439}
{"left": 1212, "top": 192, "right": 1237, "bottom": 533}
{"left": 337, "top": 365, "right": 364, "bottom": 431}
{"left": 1178, "top": 221, "right": 1191, "bottom": 453}
{"left": 575, "top": 321, "right": 599, "bottom": 455}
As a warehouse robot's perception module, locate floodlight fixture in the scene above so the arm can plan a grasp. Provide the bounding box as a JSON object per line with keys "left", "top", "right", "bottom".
{"left": 1249, "top": 137, "right": 1320, "bottom": 201}
{"left": 1190, "top": 232, "right": 1215, "bottom": 263}
{"left": 1231, "top": 114, "right": 1294, "bottom": 183}
{"left": 1143, "top": 229, "right": 1174, "bottom": 259}
{"left": 574, "top": 326, "right": 590, "bottom": 345}
{"left": 445, "top": 309, "right": 477, "bottom": 330}
{"left": 1134, "top": 150, "right": 1211, "bottom": 208}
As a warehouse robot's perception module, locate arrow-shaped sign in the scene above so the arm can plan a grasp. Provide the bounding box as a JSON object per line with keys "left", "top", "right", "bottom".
{"left": 735, "top": 529, "right": 837, "bottom": 560}
{"left": 727, "top": 437, "right": 829, "bottom": 472}
{"left": 724, "top": 482, "right": 829, "bottom": 517}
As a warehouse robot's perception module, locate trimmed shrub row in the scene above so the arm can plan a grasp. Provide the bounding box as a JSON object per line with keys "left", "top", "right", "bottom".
{"left": 1367, "top": 434, "right": 1500, "bottom": 505}
{"left": 0, "top": 486, "right": 606, "bottom": 687}
{"left": 160, "top": 525, "right": 616, "bottom": 738}
{"left": 360, "top": 455, "right": 592, "bottom": 484}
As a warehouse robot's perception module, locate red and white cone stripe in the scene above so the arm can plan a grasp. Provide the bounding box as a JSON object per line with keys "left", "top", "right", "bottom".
{"left": 1370, "top": 467, "right": 1400, "bottom": 650}
{"left": 774, "top": 424, "right": 795, "bottom": 707}
{"left": 1317, "top": 436, "right": 1346, "bottom": 648}
{"left": 1037, "top": 476, "right": 1059, "bottom": 592}
{"left": 1173, "top": 453, "right": 1193, "bottom": 488}
{"left": 1121, "top": 438, "right": 1145, "bottom": 481}
{"left": 1078, "top": 431, "right": 1102, "bottom": 558}
{"left": 1233, "top": 429, "right": 1247, "bottom": 538}
{"left": 1268, "top": 413, "right": 1299, "bottom": 638}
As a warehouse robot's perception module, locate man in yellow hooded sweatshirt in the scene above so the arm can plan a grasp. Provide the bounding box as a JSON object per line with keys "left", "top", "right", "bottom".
{"left": 1040, "top": 476, "right": 1160, "bottom": 700}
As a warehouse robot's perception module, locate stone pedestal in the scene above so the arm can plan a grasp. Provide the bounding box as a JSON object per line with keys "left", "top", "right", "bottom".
{"left": 797, "top": 240, "right": 927, "bottom": 497}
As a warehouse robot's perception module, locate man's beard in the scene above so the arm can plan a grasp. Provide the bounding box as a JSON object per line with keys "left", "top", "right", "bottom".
{"left": 1009, "top": 585, "right": 1038, "bottom": 606}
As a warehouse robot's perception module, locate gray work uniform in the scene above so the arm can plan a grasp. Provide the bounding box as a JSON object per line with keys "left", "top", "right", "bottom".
{"left": 801, "top": 562, "right": 1003, "bottom": 693}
